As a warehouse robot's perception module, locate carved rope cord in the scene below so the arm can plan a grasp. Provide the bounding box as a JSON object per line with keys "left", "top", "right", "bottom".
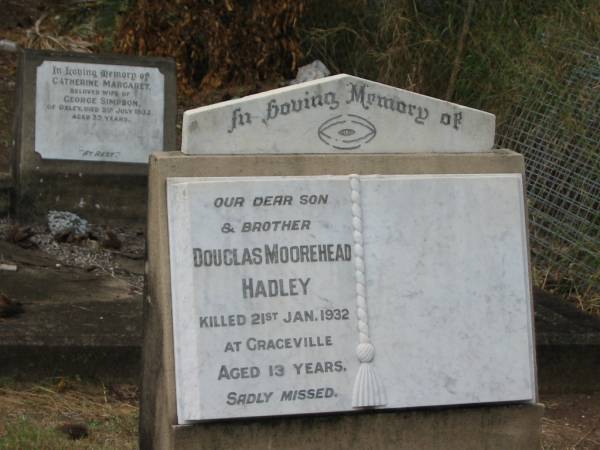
{"left": 349, "top": 174, "right": 387, "bottom": 408}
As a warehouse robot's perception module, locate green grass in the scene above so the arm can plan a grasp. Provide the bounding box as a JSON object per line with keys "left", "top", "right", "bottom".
{"left": 0, "top": 378, "right": 138, "bottom": 450}
{"left": 0, "top": 418, "right": 63, "bottom": 450}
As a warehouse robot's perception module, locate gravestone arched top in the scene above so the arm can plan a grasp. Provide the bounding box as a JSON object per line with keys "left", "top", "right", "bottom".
{"left": 182, "top": 74, "right": 495, "bottom": 155}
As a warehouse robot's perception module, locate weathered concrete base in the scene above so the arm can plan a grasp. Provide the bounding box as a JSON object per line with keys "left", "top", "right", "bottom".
{"left": 0, "top": 241, "right": 142, "bottom": 380}
{"left": 171, "top": 403, "right": 544, "bottom": 450}
{"left": 538, "top": 345, "right": 600, "bottom": 394}
{"left": 142, "top": 151, "right": 543, "bottom": 449}
{"left": 15, "top": 172, "right": 147, "bottom": 224}
{"left": 0, "top": 346, "right": 140, "bottom": 381}
{"left": 535, "top": 289, "right": 600, "bottom": 394}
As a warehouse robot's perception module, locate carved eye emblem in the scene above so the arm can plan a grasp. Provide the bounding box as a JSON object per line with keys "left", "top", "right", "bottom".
{"left": 318, "top": 114, "right": 377, "bottom": 150}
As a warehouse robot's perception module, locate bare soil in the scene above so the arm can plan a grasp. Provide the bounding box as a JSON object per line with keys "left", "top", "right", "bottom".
{"left": 542, "top": 392, "right": 600, "bottom": 449}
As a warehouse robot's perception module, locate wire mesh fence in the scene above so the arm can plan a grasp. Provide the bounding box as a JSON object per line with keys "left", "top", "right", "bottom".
{"left": 496, "top": 45, "right": 600, "bottom": 311}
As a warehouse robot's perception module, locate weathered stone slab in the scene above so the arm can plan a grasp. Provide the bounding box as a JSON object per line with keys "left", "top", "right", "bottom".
{"left": 182, "top": 74, "right": 495, "bottom": 154}
{"left": 167, "top": 173, "right": 534, "bottom": 422}
{"left": 13, "top": 49, "right": 176, "bottom": 222}
{"left": 35, "top": 60, "right": 165, "bottom": 163}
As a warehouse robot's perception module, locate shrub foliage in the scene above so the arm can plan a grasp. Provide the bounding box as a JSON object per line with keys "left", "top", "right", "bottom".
{"left": 115, "top": 0, "right": 305, "bottom": 96}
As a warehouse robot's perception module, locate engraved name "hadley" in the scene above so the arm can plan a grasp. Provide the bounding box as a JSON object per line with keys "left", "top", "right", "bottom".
{"left": 242, "top": 277, "right": 310, "bottom": 299}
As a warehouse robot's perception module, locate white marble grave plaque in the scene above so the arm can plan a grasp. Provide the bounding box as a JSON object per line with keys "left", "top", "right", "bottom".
{"left": 182, "top": 74, "right": 495, "bottom": 154}
{"left": 35, "top": 61, "right": 164, "bottom": 163}
{"left": 167, "top": 174, "right": 535, "bottom": 422}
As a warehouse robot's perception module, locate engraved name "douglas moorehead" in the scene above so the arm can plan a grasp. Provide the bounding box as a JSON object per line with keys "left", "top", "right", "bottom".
{"left": 192, "top": 243, "right": 352, "bottom": 267}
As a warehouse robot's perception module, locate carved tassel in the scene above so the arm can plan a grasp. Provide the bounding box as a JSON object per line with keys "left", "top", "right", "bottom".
{"left": 353, "top": 346, "right": 386, "bottom": 407}
{"left": 349, "top": 175, "right": 387, "bottom": 408}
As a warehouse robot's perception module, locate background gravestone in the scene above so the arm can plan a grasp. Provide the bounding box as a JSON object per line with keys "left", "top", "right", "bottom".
{"left": 13, "top": 49, "right": 176, "bottom": 222}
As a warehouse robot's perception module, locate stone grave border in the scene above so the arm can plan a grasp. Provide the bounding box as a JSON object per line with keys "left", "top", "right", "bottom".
{"left": 142, "top": 150, "right": 542, "bottom": 450}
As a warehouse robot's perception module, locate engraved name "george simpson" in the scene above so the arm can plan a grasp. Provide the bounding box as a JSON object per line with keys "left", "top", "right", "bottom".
{"left": 193, "top": 243, "right": 351, "bottom": 267}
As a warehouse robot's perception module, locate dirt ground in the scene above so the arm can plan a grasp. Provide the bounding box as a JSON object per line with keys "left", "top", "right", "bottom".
{"left": 541, "top": 392, "right": 600, "bottom": 449}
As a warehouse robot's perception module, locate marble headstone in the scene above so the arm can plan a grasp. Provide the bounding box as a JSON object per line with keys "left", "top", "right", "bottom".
{"left": 35, "top": 60, "right": 165, "bottom": 163}
{"left": 181, "top": 74, "right": 495, "bottom": 154}
{"left": 167, "top": 173, "right": 535, "bottom": 422}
